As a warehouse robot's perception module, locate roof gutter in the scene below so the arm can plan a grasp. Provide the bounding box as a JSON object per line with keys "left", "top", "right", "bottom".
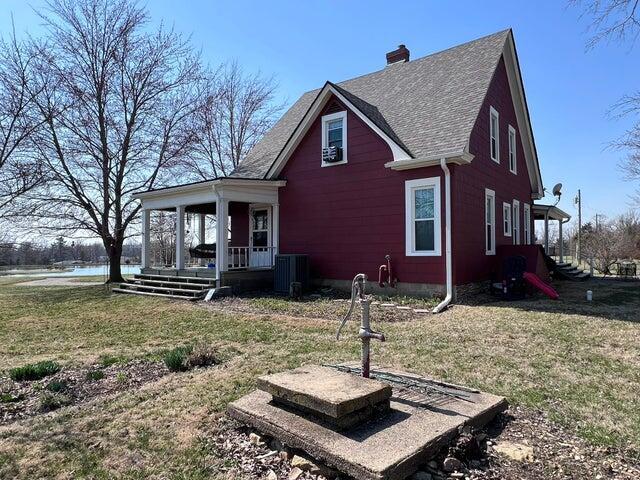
{"left": 385, "top": 151, "right": 473, "bottom": 171}
{"left": 433, "top": 158, "right": 453, "bottom": 314}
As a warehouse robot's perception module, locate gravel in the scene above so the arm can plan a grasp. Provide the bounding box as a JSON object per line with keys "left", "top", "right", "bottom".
{"left": 210, "top": 405, "right": 640, "bottom": 479}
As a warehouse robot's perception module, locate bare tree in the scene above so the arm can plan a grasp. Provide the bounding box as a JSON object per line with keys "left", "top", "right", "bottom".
{"left": 185, "top": 62, "right": 282, "bottom": 179}
{"left": 572, "top": 0, "right": 640, "bottom": 205}
{"left": 21, "top": 0, "right": 203, "bottom": 282}
{"left": 0, "top": 23, "right": 45, "bottom": 215}
{"left": 572, "top": 0, "right": 640, "bottom": 47}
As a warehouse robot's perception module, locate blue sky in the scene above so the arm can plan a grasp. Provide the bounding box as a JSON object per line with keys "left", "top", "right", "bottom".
{"left": 1, "top": 0, "right": 638, "bottom": 226}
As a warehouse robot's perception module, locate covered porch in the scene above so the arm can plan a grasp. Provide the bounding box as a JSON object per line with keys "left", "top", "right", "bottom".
{"left": 134, "top": 178, "right": 286, "bottom": 288}
{"left": 533, "top": 204, "right": 571, "bottom": 262}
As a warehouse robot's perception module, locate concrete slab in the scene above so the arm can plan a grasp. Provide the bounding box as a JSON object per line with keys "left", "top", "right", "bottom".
{"left": 256, "top": 365, "right": 392, "bottom": 419}
{"left": 229, "top": 367, "right": 507, "bottom": 480}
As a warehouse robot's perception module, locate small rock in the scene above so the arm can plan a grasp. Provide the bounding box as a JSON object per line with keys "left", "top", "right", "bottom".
{"left": 291, "top": 455, "right": 320, "bottom": 473}
{"left": 288, "top": 467, "right": 303, "bottom": 480}
{"left": 266, "top": 469, "right": 278, "bottom": 480}
{"left": 442, "top": 456, "right": 463, "bottom": 472}
{"left": 249, "top": 432, "right": 264, "bottom": 445}
{"left": 279, "top": 449, "right": 293, "bottom": 461}
{"left": 493, "top": 442, "right": 534, "bottom": 462}
{"left": 411, "top": 471, "right": 433, "bottom": 480}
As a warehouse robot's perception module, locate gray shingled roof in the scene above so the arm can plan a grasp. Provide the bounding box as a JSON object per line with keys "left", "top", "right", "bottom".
{"left": 232, "top": 29, "right": 511, "bottom": 179}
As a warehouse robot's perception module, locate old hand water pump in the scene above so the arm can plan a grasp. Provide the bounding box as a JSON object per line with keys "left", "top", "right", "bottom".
{"left": 336, "top": 273, "right": 385, "bottom": 378}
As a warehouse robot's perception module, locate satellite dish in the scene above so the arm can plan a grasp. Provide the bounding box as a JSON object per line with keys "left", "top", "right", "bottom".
{"left": 552, "top": 183, "right": 563, "bottom": 197}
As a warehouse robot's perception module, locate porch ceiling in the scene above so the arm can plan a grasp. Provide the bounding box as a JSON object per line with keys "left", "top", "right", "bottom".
{"left": 532, "top": 204, "right": 571, "bottom": 221}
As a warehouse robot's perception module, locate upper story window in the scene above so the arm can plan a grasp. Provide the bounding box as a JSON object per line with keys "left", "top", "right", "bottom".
{"left": 485, "top": 188, "right": 496, "bottom": 255}
{"left": 490, "top": 106, "right": 499, "bottom": 163}
{"left": 508, "top": 125, "right": 517, "bottom": 174}
{"left": 405, "top": 177, "right": 441, "bottom": 256}
{"left": 321, "top": 111, "right": 347, "bottom": 167}
{"left": 503, "top": 202, "right": 512, "bottom": 237}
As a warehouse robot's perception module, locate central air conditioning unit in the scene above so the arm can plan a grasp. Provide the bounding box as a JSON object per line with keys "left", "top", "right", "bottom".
{"left": 322, "top": 146, "right": 343, "bottom": 163}
{"left": 274, "top": 254, "right": 310, "bottom": 293}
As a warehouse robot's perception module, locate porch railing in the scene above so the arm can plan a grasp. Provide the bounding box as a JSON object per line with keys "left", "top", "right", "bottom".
{"left": 227, "top": 246, "right": 275, "bottom": 270}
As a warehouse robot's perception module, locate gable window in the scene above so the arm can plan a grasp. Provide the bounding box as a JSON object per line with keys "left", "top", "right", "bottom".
{"left": 503, "top": 202, "right": 512, "bottom": 237}
{"left": 513, "top": 199, "right": 520, "bottom": 244}
{"left": 405, "top": 177, "right": 441, "bottom": 256}
{"left": 508, "top": 125, "right": 517, "bottom": 174}
{"left": 321, "top": 111, "right": 347, "bottom": 167}
{"left": 485, "top": 188, "right": 496, "bottom": 255}
{"left": 490, "top": 106, "right": 499, "bottom": 163}
{"left": 523, "top": 203, "right": 531, "bottom": 245}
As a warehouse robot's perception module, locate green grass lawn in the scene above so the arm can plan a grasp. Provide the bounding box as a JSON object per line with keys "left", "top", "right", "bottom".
{"left": 0, "top": 276, "right": 639, "bottom": 478}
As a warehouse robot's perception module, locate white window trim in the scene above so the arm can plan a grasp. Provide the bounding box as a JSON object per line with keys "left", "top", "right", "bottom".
{"left": 513, "top": 199, "right": 520, "bottom": 244}
{"left": 503, "top": 202, "right": 512, "bottom": 237}
{"left": 405, "top": 177, "right": 441, "bottom": 256}
{"left": 508, "top": 125, "right": 517, "bottom": 174}
{"left": 523, "top": 203, "right": 531, "bottom": 245}
{"left": 485, "top": 188, "right": 496, "bottom": 256}
{"left": 321, "top": 111, "right": 347, "bottom": 167}
{"left": 490, "top": 106, "right": 500, "bottom": 164}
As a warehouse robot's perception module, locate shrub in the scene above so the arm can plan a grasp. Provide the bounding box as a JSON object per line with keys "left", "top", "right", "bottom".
{"left": 39, "top": 392, "right": 71, "bottom": 412}
{"left": 85, "top": 370, "right": 105, "bottom": 381}
{"left": 46, "top": 379, "right": 68, "bottom": 393}
{"left": 187, "top": 342, "right": 219, "bottom": 368}
{"left": 0, "top": 392, "right": 24, "bottom": 403}
{"left": 9, "top": 361, "right": 61, "bottom": 382}
{"left": 163, "top": 345, "right": 193, "bottom": 372}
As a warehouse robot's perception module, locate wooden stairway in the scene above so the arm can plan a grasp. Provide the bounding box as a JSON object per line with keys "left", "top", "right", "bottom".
{"left": 552, "top": 262, "right": 591, "bottom": 281}
{"left": 112, "top": 273, "right": 216, "bottom": 300}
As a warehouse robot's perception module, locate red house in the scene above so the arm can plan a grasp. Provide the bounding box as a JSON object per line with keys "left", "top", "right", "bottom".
{"left": 129, "top": 30, "right": 565, "bottom": 306}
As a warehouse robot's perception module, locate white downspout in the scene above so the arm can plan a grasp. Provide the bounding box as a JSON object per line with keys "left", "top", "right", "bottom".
{"left": 433, "top": 158, "right": 453, "bottom": 313}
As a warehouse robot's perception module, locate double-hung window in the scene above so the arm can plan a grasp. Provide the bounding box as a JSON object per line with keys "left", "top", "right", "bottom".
{"left": 485, "top": 188, "right": 496, "bottom": 255}
{"left": 503, "top": 202, "right": 512, "bottom": 237}
{"left": 523, "top": 203, "right": 531, "bottom": 244}
{"left": 321, "top": 111, "right": 347, "bottom": 166}
{"left": 405, "top": 177, "right": 441, "bottom": 256}
{"left": 508, "top": 125, "right": 517, "bottom": 174}
{"left": 490, "top": 107, "right": 499, "bottom": 163}
{"left": 513, "top": 199, "right": 520, "bottom": 244}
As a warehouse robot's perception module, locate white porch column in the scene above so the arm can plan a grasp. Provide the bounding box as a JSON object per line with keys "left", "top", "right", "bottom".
{"left": 544, "top": 212, "right": 550, "bottom": 255}
{"left": 141, "top": 209, "right": 151, "bottom": 269}
{"left": 176, "top": 205, "right": 185, "bottom": 270}
{"left": 558, "top": 219, "right": 564, "bottom": 263}
{"left": 215, "top": 198, "right": 228, "bottom": 280}
{"left": 272, "top": 203, "right": 279, "bottom": 264}
{"left": 198, "top": 213, "right": 207, "bottom": 266}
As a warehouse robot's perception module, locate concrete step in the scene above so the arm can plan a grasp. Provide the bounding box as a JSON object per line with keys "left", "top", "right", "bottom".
{"left": 134, "top": 273, "right": 215, "bottom": 285}
{"left": 112, "top": 288, "right": 200, "bottom": 301}
{"left": 117, "top": 283, "right": 205, "bottom": 297}
{"left": 575, "top": 272, "right": 591, "bottom": 281}
{"left": 127, "top": 278, "right": 212, "bottom": 290}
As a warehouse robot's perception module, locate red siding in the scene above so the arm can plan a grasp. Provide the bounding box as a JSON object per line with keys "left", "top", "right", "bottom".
{"left": 278, "top": 98, "right": 446, "bottom": 285}
{"left": 453, "top": 57, "right": 535, "bottom": 285}
{"left": 229, "top": 202, "right": 249, "bottom": 247}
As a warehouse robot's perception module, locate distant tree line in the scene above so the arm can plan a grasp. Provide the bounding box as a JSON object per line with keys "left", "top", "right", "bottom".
{"left": 0, "top": 236, "right": 141, "bottom": 267}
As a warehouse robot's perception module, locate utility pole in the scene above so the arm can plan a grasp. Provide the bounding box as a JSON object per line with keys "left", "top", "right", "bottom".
{"left": 574, "top": 190, "right": 582, "bottom": 265}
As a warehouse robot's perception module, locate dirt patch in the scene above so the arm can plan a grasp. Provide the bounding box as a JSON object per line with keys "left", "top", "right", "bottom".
{"left": 211, "top": 406, "right": 640, "bottom": 479}
{"left": 0, "top": 360, "right": 168, "bottom": 424}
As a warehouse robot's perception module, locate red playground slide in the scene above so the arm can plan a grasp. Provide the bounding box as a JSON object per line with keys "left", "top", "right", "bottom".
{"left": 523, "top": 272, "right": 559, "bottom": 300}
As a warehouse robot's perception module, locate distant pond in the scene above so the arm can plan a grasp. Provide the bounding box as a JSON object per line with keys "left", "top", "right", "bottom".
{"left": 2, "top": 264, "right": 141, "bottom": 278}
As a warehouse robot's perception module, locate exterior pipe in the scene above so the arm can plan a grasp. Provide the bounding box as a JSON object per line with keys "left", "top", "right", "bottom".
{"left": 433, "top": 158, "right": 453, "bottom": 313}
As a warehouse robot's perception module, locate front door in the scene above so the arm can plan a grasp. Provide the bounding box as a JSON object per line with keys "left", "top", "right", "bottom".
{"left": 249, "top": 206, "right": 271, "bottom": 268}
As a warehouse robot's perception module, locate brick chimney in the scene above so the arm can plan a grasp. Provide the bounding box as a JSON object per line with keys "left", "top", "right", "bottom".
{"left": 386, "top": 44, "right": 410, "bottom": 65}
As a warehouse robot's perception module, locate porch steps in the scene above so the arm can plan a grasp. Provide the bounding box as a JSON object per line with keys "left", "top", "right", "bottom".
{"left": 554, "top": 262, "right": 591, "bottom": 281}
{"left": 113, "top": 273, "right": 215, "bottom": 300}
